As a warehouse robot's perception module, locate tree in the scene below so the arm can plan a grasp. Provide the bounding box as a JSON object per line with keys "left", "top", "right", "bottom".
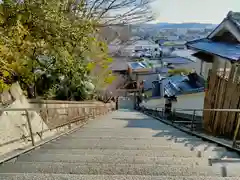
{"left": 82, "top": 0, "right": 154, "bottom": 25}
{"left": 0, "top": 0, "right": 114, "bottom": 100}
{"left": 168, "top": 68, "right": 191, "bottom": 76}
{"left": 86, "top": 38, "right": 116, "bottom": 93}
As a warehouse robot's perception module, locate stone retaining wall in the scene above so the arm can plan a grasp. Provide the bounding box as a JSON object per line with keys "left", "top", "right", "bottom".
{"left": 29, "top": 99, "right": 115, "bottom": 129}
{"left": 0, "top": 83, "right": 115, "bottom": 156}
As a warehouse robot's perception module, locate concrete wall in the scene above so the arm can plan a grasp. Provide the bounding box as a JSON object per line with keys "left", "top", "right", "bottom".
{"left": 202, "top": 56, "right": 232, "bottom": 79}
{"left": 202, "top": 62, "right": 212, "bottom": 79}
{"left": 118, "top": 96, "right": 134, "bottom": 110}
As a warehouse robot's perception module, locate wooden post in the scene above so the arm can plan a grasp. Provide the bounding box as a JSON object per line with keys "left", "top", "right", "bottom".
{"left": 221, "top": 166, "right": 227, "bottom": 177}
{"left": 191, "top": 110, "right": 196, "bottom": 131}
{"left": 93, "top": 108, "right": 96, "bottom": 118}
{"left": 116, "top": 97, "right": 119, "bottom": 110}
{"left": 172, "top": 108, "right": 176, "bottom": 124}
{"left": 233, "top": 112, "right": 240, "bottom": 147}
{"left": 25, "top": 110, "right": 35, "bottom": 146}
{"left": 197, "top": 150, "right": 202, "bottom": 158}
{"left": 200, "top": 60, "right": 203, "bottom": 76}
{"left": 208, "top": 157, "right": 212, "bottom": 166}
{"left": 134, "top": 73, "right": 139, "bottom": 109}
{"left": 67, "top": 109, "right": 71, "bottom": 129}
{"left": 83, "top": 108, "right": 86, "bottom": 120}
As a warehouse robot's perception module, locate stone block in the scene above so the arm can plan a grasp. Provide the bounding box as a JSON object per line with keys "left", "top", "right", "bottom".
{"left": 0, "top": 91, "right": 13, "bottom": 105}
{"left": 9, "top": 82, "right": 23, "bottom": 100}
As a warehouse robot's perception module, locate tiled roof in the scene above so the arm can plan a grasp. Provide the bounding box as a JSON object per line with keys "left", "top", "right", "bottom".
{"left": 127, "top": 61, "right": 154, "bottom": 73}
{"left": 162, "top": 74, "right": 205, "bottom": 97}
{"left": 111, "top": 58, "right": 129, "bottom": 71}
{"left": 128, "top": 62, "right": 149, "bottom": 69}
{"left": 186, "top": 39, "right": 240, "bottom": 61}
{"left": 227, "top": 11, "right": 240, "bottom": 28}
{"left": 162, "top": 57, "right": 193, "bottom": 64}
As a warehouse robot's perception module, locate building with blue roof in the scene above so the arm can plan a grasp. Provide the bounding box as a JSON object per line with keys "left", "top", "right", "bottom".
{"left": 161, "top": 56, "right": 198, "bottom": 72}
{"left": 162, "top": 56, "right": 193, "bottom": 64}
{"left": 140, "top": 72, "right": 205, "bottom": 116}
{"left": 186, "top": 11, "right": 240, "bottom": 79}
{"left": 140, "top": 11, "right": 240, "bottom": 117}
{"left": 185, "top": 12, "right": 240, "bottom": 136}
{"left": 150, "top": 73, "right": 205, "bottom": 98}
{"left": 187, "top": 39, "right": 240, "bottom": 61}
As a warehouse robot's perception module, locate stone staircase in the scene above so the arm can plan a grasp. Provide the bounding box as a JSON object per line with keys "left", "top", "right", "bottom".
{"left": 0, "top": 110, "right": 240, "bottom": 179}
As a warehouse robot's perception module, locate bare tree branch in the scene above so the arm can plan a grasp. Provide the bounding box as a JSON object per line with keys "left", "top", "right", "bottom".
{"left": 82, "top": 0, "right": 154, "bottom": 25}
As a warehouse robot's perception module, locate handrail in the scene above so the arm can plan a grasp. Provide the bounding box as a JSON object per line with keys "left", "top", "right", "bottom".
{"left": 142, "top": 106, "right": 240, "bottom": 149}
{"left": 0, "top": 103, "right": 115, "bottom": 156}
{"left": 145, "top": 106, "right": 240, "bottom": 113}
{"left": 0, "top": 105, "right": 106, "bottom": 112}
{"left": 142, "top": 107, "right": 240, "bottom": 155}
{"left": 28, "top": 99, "right": 97, "bottom": 104}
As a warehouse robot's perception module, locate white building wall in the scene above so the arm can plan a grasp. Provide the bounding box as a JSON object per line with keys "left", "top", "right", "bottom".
{"left": 202, "top": 56, "right": 232, "bottom": 79}
{"left": 202, "top": 62, "right": 212, "bottom": 79}
{"left": 119, "top": 40, "right": 161, "bottom": 57}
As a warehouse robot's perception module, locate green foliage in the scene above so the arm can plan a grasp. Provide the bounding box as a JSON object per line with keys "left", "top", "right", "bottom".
{"left": 136, "top": 58, "right": 144, "bottom": 62}
{"left": 168, "top": 68, "right": 191, "bottom": 76}
{"left": 85, "top": 37, "right": 115, "bottom": 91}
{"left": 148, "top": 62, "right": 153, "bottom": 68}
{"left": 0, "top": 0, "right": 114, "bottom": 100}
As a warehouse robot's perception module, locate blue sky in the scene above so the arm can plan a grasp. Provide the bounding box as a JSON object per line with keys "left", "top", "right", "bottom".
{"left": 151, "top": 0, "right": 240, "bottom": 24}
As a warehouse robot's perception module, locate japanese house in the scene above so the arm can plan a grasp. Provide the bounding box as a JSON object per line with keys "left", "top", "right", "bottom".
{"left": 186, "top": 11, "right": 240, "bottom": 138}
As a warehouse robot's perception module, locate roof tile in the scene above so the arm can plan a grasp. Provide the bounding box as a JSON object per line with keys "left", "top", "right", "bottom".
{"left": 186, "top": 39, "right": 240, "bottom": 61}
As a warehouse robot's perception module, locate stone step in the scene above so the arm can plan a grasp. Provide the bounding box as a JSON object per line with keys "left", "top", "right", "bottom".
{"left": 54, "top": 138, "right": 229, "bottom": 158}
{"left": 68, "top": 132, "right": 210, "bottom": 142}
{"left": 55, "top": 137, "right": 229, "bottom": 154}
{"left": 0, "top": 162, "right": 221, "bottom": 176}
{"left": 72, "top": 128, "right": 192, "bottom": 135}
{"left": 29, "top": 148, "right": 197, "bottom": 157}
{"left": 17, "top": 154, "right": 206, "bottom": 166}
{"left": 0, "top": 174, "right": 239, "bottom": 180}
{"left": 39, "top": 143, "right": 188, "bottom": 150}
{"left": 59, "top": 136, "right": 201, "bottom": 142}
{"left": 68, "top": 132, "right": 161, "bottom": 138}
{"left": 78, "top": 128, "right": 160, "bottom": 131}
{"left": 51, "top": 138, "right": 201, "bottom": 147}
{"left": 41, "top": 142, "right": 220, "bottom": 153}
{"left": 75, "top": 127, "right": 185, "bottom": 131}
{"left": 84, "top": 124, "right": 161, "bottom": 127}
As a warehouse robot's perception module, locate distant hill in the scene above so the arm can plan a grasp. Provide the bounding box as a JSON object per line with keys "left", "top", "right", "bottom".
{"left": 139, "top": 23, "right": 217, "bottom": 29}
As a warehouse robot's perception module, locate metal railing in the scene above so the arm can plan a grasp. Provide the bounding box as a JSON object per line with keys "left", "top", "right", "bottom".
{"left": 141, "top": 106, "right": 240, "bottom": 150}
{"left": 0, "top": 103, "right": 115, "bottom": 154}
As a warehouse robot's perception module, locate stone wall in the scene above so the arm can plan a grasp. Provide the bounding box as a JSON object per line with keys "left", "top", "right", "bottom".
{"left": 29, "top": 99, "right": 115, "bottom": 129}
{"left": 0, "top": 83, "right": 53, "bottom": 156}
{"left": 0, "top": 83, "right": 115, "bottom": 156}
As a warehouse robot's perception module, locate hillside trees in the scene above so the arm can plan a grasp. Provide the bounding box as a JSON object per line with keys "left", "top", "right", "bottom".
{"left": 0, "top": 0, "right": 154, "bottom": 100}
{"left": 0, "top": 0, "right": 114, "bottom": 100}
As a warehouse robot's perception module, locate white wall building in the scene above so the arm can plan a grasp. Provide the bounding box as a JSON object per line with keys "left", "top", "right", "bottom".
{"left": 120, "top": 40, "right": 161, "bottom": 57}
